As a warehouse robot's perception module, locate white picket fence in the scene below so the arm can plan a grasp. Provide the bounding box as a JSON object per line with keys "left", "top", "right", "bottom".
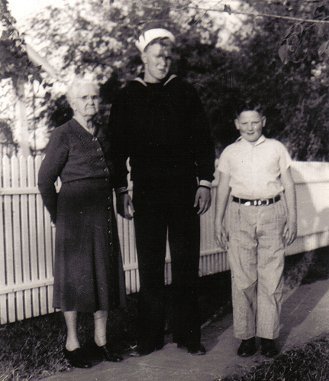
{"left": 1, "top": 155, "right": 329, "bottom": 324}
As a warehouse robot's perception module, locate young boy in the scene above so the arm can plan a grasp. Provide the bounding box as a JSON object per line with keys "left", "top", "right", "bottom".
{"left": 215, "top": 100, "right": 297, "bottom": 358}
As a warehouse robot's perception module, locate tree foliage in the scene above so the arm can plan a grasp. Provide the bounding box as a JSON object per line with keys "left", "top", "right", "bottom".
{"left": 9, "top": 0, "right": 329, "bottom": 160}
{"left": 0, "top": 0, "right": 41, "bottom": 82}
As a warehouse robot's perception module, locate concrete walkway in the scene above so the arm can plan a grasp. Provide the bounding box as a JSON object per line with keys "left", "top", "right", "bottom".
{"left": 45, "top": 279, "right": 329, "bottom": 381}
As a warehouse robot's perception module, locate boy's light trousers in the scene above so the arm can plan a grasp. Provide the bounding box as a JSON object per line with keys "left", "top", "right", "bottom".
{"left": 228, "top": 199, "right": 287, "bottom": 340}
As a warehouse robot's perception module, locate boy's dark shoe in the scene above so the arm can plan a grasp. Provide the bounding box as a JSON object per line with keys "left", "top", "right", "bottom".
{"left": 64, "top": 347, "right": 92, "bottom": 368}
{"left": 260, "top": 338, "right": 279, "bottom": 358}
{"left": 237, "top": 337, "right": 257, "bottom": 357}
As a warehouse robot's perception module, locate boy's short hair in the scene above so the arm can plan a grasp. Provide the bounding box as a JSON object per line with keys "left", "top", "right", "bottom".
{"left": 234, "top": 98, "right": 264, "bottom": 118}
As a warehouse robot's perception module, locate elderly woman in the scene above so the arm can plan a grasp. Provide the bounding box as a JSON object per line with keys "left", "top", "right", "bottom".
{"left": 38, "top": 77, "right": 125, "bottom": 368}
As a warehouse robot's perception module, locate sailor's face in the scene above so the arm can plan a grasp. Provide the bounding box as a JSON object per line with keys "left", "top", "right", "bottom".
{"left": 142, "top": 43, "right": 172, "bottom": 83}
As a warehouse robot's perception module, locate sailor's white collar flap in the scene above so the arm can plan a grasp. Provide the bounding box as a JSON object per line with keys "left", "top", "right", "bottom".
{"left": 133, "top": 74, "right": 177, "bottom": 87}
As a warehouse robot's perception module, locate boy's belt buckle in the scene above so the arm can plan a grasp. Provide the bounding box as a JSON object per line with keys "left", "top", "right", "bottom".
{"left": 256, "top": 199, "right": 270, "bottom": 206}
{"left": 251, "top": 199, "right": 270, "bottom": 206}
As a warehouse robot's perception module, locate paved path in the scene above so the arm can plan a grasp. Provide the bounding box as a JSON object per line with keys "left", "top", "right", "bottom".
{"left": 45, "top": 279, "right": 329, "bottom": 381}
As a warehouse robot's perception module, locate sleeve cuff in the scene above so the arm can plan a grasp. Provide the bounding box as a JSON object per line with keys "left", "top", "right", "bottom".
{"left": 199, "top": 180, "right": 212, "bottom": 188}
{"left": 115, "top": 187, "right": 128, "bottom": 195}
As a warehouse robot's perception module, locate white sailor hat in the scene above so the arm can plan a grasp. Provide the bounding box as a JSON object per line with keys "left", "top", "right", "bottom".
{"left": 135, "top": 28, "right": 175, "bottom": 52}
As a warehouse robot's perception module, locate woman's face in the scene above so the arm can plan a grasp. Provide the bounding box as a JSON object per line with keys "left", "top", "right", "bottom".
{"left": 70, "top": 83, "right": 100, "bottom": 121}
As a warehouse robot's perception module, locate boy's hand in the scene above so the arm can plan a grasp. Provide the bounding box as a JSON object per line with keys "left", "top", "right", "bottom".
{"left": 284, "top": 219, "right": 297, "bottom": 245}
{"left": 215, "top": 223, "right": 228, "bottom": 250}
{"left": 194, "top": 187, "right": 211, "bottom": 215}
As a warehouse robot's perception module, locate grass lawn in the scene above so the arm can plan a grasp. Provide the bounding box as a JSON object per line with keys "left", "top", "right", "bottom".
{"left": 0, "top": 246, "right": 328, "bottom": 380}
{"left": 0, "top": 299, "right": 140, "bottom": 380}
{"left": 221, "top": 335, "right": 329, "bottom": 381}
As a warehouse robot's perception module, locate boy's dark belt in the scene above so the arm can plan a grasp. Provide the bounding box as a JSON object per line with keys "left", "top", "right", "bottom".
{"left": 232, "top": 195, "right": 281, "bottom": 206}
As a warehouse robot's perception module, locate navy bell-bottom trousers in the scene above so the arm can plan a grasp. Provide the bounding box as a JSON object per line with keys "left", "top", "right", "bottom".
{"left": 133, "top": 179, "right": 201, "bottom": 351}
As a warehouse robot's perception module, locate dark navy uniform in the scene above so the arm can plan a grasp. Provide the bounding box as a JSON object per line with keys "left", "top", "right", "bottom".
{"left": 109, "top": 75, "right": 214, "bottom": 351}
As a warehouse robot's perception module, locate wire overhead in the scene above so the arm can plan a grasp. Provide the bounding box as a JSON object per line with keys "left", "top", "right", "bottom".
{"left": 134, "top": 1, "right": 329, "bottom": 26}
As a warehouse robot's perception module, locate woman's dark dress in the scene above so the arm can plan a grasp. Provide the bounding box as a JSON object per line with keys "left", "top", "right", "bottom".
{"left": 38, "top": 119, "right": 125, "bottom": 312}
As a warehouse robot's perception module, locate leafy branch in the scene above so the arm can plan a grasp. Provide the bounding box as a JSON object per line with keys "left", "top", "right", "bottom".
{"left": 279, "top": 1, "right": 329, "bottom": 64}
{"left": 0, "top": 0, "right": 42, "bottom": 81}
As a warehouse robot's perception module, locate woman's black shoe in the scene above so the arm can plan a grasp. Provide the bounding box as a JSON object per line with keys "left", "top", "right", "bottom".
{"left": 95, "top": 344, "right": 123, "bottom": 362}
{"left": 64, "top": 348, "right": 92, "bottom": 368}
{"left": 237, "top": 337, "right": 257, "bottom": 357}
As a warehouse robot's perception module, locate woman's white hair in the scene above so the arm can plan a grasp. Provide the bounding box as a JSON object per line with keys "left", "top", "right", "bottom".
{"left": 66, "top": 75, "right": 99, "bottom": 105}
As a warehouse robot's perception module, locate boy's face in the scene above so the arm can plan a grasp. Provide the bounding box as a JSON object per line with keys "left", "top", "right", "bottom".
{"left": 142, "top": 42, "right": 172, "bottom": 83}
{"left": 234, "top": 110, "right": 266, "bottom": 143}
